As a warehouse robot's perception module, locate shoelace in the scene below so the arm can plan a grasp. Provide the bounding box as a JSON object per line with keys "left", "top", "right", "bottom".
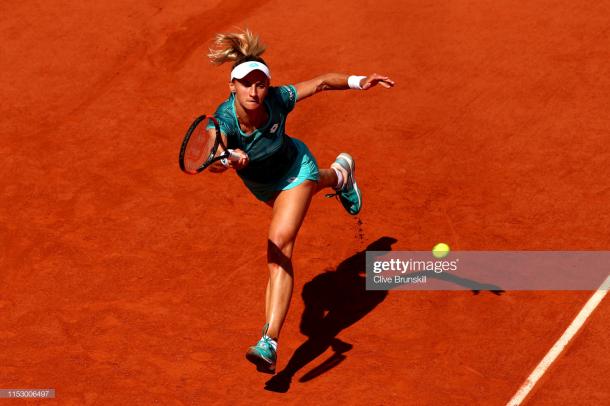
{"left": 257, "top": 335, "right": 277, "bottom": 352}
{"left": 325, "top": 183, "right": 349, "bottom": 199}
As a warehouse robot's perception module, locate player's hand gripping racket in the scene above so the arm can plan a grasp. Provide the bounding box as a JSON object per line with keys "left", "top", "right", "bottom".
{"left": 178, "top": 114, "right": 240, "bottom": 174}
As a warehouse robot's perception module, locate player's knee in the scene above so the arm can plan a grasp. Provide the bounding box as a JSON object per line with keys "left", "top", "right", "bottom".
{"left": 267, "top": 236, "right": 294, "bottom": 271}
{"left": 267, "top": 232, "right": 294, "bottom": 257}
{"left": 267, "top": 231, "right": 294, "bottom": 260}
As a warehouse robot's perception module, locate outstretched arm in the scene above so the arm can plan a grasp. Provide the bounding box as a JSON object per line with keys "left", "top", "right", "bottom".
{"left": 294, "top": 73, "right": 395, "bottom": 102}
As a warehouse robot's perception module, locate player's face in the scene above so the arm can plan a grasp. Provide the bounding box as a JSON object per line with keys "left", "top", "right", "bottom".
{"left": 231, "top": 70, "right": 269, "bottom": 111}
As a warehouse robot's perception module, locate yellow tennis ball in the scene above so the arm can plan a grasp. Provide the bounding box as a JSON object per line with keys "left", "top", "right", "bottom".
{"left": 432, "top": 243, "right": 450, "bottom": 258}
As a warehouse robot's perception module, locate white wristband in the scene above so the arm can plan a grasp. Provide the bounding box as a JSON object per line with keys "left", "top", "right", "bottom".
{"left": 348, "top": 75, "right": 366, "bottom": 90}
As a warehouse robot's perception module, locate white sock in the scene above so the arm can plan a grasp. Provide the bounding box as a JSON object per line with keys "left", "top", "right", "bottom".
{"left": 332, "top": 167, "right": 344, "bottom": 190}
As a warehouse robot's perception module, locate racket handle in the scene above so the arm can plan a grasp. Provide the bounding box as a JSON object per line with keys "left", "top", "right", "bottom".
{"left": 220, "top": 149, "right": 242, "bottom": 167}
{"left": 227, "top": 149, "right": 241, "bottom": 162}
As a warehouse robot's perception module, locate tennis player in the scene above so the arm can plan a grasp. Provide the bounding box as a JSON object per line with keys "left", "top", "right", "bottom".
{"left": 206, "top": 29, "right": 394, "bottom": 374}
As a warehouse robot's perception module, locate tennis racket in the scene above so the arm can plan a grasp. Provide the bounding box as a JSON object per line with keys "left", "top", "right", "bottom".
{"left": 178, "top": 114, "right": 240, "bottom": 174}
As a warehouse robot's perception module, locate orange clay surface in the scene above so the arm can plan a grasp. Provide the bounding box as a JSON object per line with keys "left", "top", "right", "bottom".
{"left": 1, "top": 1, "right": 609, "bottom": 404}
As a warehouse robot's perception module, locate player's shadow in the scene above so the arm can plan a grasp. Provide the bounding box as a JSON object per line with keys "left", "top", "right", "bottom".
{"left": 265, "top": 236, "right": 397, "bottom": 393}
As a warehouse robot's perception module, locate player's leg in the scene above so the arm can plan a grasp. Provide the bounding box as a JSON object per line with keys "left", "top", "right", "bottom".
{"left": 266, "top": 180, "right": 316, "bottom": 338}
{"left": 315, "top": 168, "right": 339, "bottom": 192}
{"left": 317, "top": 153, "right": 362, "bottom": 215}
{"left": 246, "top": 180, "right": 316, "bottom": 373}
{"left": 264, "top": 169, "right": 334, "bottom": 204}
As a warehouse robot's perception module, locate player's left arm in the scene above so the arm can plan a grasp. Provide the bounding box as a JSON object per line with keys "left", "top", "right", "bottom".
{"left": 294, "top": 73, "right": 395, "bottom": 102}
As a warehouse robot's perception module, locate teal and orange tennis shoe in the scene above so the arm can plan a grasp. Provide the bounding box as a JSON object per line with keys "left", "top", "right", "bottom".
{"left": 246, "top": 323, "right": 277, "bottom": 374}
{"left": 329, "top": 153, "right": 362, "bottom": 215}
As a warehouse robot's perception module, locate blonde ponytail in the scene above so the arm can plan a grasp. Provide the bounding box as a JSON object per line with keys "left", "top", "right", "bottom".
{"left": 207, "top": 29, "right": 266, "bottom": 66}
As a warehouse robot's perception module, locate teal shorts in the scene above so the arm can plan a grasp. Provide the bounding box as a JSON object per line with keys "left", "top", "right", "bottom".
{"left": 241, "top": 138, "right": 320, "bottom": 202}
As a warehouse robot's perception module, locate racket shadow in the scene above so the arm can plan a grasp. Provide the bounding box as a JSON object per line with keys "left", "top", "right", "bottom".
{"left": 265, "top": 236, "right": 398, "bottom": 393}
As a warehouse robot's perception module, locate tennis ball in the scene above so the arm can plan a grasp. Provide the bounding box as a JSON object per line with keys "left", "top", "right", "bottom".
{"left": 432, "top": 243, "right": 450, "bottom": 259}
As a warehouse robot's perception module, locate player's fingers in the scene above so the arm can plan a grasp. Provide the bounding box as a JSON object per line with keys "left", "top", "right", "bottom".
{"left": 363, "top": 78, "right": 393, "bottom": 90}
{"left": 232, "top": 149, "right": 249, "bottom": 162}
{"left": 363, "top": 76, "right": 381, "bottom": 89}
{"left": 370, "top": 76, "right": 394, "bottom": 88}
{"left": 370, "top": 74, "right": 389, "bottom": 81}
{"left": 237, "top": 155, "right": 249, "bottom": 169}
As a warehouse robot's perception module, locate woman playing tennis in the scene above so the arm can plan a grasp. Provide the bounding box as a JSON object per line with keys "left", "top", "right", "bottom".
{"left": 206, "top": 29, "right": 394, "bottom": 374}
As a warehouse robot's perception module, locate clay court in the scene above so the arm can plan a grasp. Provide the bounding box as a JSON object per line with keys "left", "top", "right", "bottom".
{"left": 1, "top": 0, "right": 609, "bottom": 404}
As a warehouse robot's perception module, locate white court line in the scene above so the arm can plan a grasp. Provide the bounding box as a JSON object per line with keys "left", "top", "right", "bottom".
{"left": 506, "top": 275, "right": 610, "bottom": 406}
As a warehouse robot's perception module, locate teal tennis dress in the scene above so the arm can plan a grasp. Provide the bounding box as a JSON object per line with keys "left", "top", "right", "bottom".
{"left": 208, "top": 85, "right": 320, "bottom": 202}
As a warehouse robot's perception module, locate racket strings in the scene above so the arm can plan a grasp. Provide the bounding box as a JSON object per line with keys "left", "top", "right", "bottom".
{"left": 184, "top": 126, "right": 216, "bottom": 171}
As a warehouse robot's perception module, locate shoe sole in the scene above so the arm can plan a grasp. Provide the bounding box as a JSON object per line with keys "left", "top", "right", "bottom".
{"left": 246, "top": 351, "right": 276, "bottom": 374}
{"left": 336, "top": 153, "right": 362, "bottom": 215}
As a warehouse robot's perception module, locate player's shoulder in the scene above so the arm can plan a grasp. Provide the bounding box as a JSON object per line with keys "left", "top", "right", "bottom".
{"left": 271, "top": 84, "right": 296, "bottom": 98}
{"left": 213, "top": 96, "right": 233, "bottom": 117}
{"left": 212, "top": 95, "right": 238, "bottom": 133}
{"left": 269, "top": 84, "right": 297, "bottom": 109}
{"left": 213, "top": 96, "right": 236, "bottom": 123}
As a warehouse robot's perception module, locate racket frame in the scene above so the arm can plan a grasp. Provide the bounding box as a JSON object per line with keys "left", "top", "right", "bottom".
{"left": 178, "top": 115, "right": 233, "bottom": 175}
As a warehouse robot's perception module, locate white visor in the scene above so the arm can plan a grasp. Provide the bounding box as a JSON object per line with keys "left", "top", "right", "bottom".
{"left": 230, "top": 61, "right": 271, "bottom": 81}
